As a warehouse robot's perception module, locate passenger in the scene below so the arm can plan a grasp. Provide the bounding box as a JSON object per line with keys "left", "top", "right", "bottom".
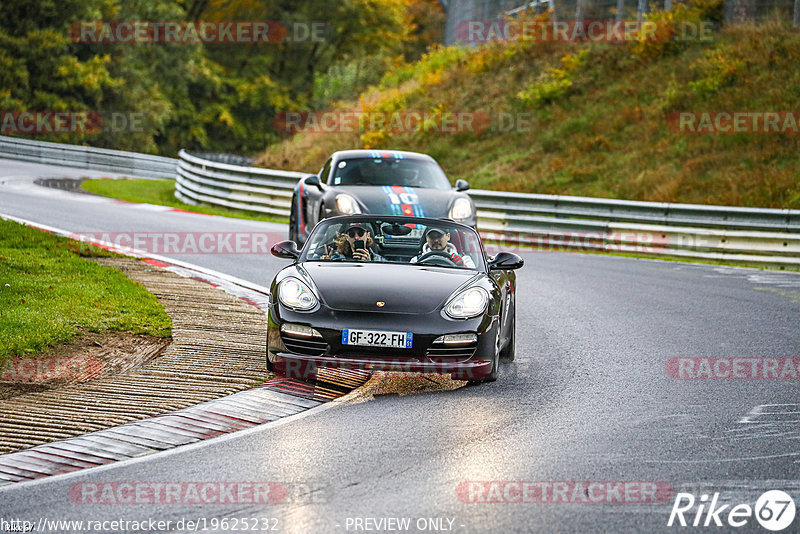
{"left": 410, "top": 227, "right": 475, "bottom": 268}
{"left": 321, "top": 222, "right": 384, "bottom": 262}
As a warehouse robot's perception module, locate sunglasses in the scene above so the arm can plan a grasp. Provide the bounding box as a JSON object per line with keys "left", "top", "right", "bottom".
{"left": 347, "top": 229, "right": 366, "bottom": 238}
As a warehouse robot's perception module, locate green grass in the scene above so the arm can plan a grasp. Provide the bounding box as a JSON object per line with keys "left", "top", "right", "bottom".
{"left": 257, "top": 2, "right": 800, "bottom": 209}
{"left": 0, "top": 219, "right": 172, "bottom": 359}
{"left": 81, "top": 178, "right": 286, "bottom": 223}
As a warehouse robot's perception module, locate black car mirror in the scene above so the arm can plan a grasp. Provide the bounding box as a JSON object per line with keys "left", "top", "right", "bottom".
{"left": 304, "top": 175, "right": 323, "bottom": 191}
{"left": 488, "top": 251, "right": 524, "bottom": 271}
{"left": 455, "top": 179, "right": 470, "bottom": 192}
{"left": 271, "top": 240, "right": 300, "bottom": 260}
{"left": 381, "top": 222, "right": 413, "bottom": 236}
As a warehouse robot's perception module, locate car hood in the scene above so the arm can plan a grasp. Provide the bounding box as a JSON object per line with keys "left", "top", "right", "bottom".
{"left": 301, "top": 262, "right": 480, "bottom": 314}
{"left": 335, "top": 186, "right": 460, "bottom": 218}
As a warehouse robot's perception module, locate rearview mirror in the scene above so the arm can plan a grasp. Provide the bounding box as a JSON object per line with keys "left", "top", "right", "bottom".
{"left": 304, "top": 175, "right": 323, "bottom": 191}
{"left": 271, "top": 240, "right": 300, "bottom": 260}
{"left": 488, "top": 252, "right": 524, "bottom": 271}
{"left": 455, "top": 179, "right": 470, "bottom": 192}
{"left": 381, "top": 222, "right": 413, "bottom": 236}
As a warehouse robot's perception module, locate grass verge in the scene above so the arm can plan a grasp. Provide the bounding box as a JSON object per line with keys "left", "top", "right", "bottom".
{"left": 0, "top": 219, "right": 172, "bottom": 359}
{"left": 81, "top": 178, "right": 286, "bottom": 224}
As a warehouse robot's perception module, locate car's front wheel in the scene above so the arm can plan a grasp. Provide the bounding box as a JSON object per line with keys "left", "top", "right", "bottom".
{"left": 266, "top": 340, "right": 275, "bottom": 372}
{"left": 483, "top": 356, "right": 499, "bottom": 383}
{"left": 469, "top": 329, "right": 500, "bottom": 384}
{"left": 500, "top": 299, "right": 515, "bottom": 362}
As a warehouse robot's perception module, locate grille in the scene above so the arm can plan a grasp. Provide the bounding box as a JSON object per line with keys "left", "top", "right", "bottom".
{"left": 426, "top": 345, "right": 477, "bottom": 362}
{"left": 334, "top": 346, "right": 418, "bottom": 359}
{"left": 280, "top": 334, "right": 328, "bottom": 356}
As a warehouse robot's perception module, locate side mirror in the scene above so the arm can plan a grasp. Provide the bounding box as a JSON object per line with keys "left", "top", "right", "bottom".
{"left": 304, "top": 175, "right": 323, "bottom": 191}
{"left": 271, "top": 240, "right": 300, "bottom": 260}
{"left": 488, "top": 252, "right": 524, "bottom": 271}
{"left": 455, "top": 179, "right": 470, "bottom": 192}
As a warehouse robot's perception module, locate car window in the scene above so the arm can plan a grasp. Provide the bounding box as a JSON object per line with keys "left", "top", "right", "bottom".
{"left": 302, "top": 218, "right": 485, "bottom": 270}
{"left": 330, "top": 158, "right": 451, "bottom": 190}
{"left": 319, "top": 158, "right": 332, "bottom": 182}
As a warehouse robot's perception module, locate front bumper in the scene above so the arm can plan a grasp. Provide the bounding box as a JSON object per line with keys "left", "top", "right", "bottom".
{"left": 268, "top": 301, "right": 497, "bottom": 381}
{"left": 268, "top": 352, "right": 493, "bottom": 381}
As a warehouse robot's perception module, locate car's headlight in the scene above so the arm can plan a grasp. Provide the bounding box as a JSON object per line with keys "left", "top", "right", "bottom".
{"left": 278, "top": 277, "right": 318, "bottom": 310}
{"left": 335, "top": 194, "right": 361, "bottom": 215}
{"left": 445, "top": 286, "right": 488, "bottom": 319}
{"left": 449, "top": 197, "right": 473, "bottom": 221}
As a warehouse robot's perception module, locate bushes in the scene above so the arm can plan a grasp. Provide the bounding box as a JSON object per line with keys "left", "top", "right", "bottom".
{"left": 517, "top": 49, "right": 589, "bottom": 108}
{"left": 630, "top": 0, "right": 725, "bottom": 58}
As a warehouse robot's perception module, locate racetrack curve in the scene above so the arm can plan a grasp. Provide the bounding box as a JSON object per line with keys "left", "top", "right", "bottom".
{"left": 1, "top": 159, "right": 798, "bottom": 534}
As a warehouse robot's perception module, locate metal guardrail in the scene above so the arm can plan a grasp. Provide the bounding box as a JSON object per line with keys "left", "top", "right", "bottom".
{"left": 468, "top": 189, "right": 800, "bottom": 233}
{"left": 175, "top": 150, "right": 306, "bottom": 218}
{"left": 176, "top": 151, "right": 800, "bottom": 269}
{"left": 0, "top": 135, "right": 177, "bottom": 179}
{"left": 473, "top": 190, "right": 800, "bottom": 268}
{"left": 0, "top": 136, "right": 797, "bottom": 269}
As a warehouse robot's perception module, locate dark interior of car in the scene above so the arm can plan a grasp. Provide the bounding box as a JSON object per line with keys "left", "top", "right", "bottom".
{"left": 305, "top": 218, "right": 481, "bottom": 269}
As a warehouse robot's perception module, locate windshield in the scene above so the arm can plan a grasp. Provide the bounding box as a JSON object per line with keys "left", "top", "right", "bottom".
{"left": 329, "top": 157, "right": 451, "bottom": 190}
{"left": 300, "top": 217, "right": 486, "bottom": 271}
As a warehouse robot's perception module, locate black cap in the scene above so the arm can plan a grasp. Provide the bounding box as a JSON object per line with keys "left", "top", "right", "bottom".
{"left": 425, "top": 227, "right": 447, "bottom": 237}
{"left": 346, "top": 222, "right": 369, "bottom": 232}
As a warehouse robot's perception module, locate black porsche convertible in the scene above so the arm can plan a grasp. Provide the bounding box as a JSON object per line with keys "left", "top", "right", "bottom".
{"left": 288, "top": 150, "right": 476, "bottom": 245}
{"left": 268, "top": 215, "right": 523, "bottom": 383}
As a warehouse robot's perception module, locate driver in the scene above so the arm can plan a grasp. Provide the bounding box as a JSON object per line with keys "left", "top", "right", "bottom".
{"left": 321, "top": 222, "right": 384, "bottom": 262}
{"left": 410, "top": 227, "right": 475, "bottom": 268}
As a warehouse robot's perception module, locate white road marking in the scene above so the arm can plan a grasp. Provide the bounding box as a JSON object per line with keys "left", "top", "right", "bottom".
{"left": 738, "top": 404, "right": 800, "bottom": 424}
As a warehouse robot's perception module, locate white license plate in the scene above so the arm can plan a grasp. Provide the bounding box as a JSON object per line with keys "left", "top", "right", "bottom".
{"left": 342, "top": 329, "right": 413, "bottom": 349}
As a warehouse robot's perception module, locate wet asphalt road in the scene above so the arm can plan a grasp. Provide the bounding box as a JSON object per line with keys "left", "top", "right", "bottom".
{"left": 0, "top": 159, "right": 798, "bottom": 533}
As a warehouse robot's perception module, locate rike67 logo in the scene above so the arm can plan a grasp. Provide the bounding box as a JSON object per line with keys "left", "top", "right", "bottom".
{"left": 668, "top": 490, "right": 796, "bottom": 531}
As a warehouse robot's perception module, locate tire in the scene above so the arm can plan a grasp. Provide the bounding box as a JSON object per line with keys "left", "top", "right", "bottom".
{"left": 288, "top": 192, "right": 300, "bottom": 244}
{"left": 468, "top": 328, "right": 500, "bottom": 384}
{"left": 266, "top": 338, "right": 274, "bottom": 372}
{"left": 500, "top": 299, "right": 516, "bottom": 362}
{"left": 483, "top": 347, "right": 499, "bottom": 382}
